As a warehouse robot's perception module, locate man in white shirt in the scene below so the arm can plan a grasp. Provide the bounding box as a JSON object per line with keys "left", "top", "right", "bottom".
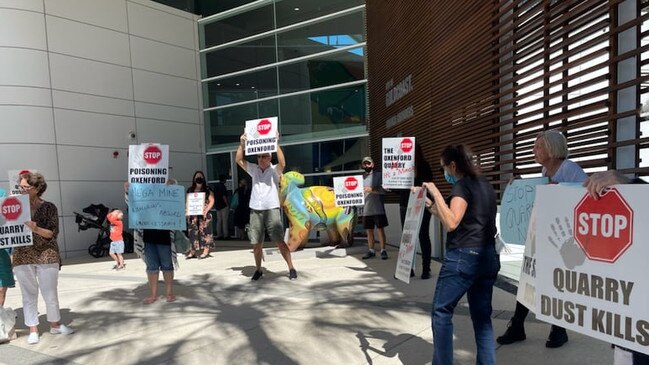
{"left": 236, "top": 133, "right": 297, "bottom": 281}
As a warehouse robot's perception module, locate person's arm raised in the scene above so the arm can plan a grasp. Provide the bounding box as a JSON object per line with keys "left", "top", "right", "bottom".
{"left": 236, "top": 133, "right": 248, "bottom": 171}
{"left": 276, "top": 132, "right": 286, "bottom": 174}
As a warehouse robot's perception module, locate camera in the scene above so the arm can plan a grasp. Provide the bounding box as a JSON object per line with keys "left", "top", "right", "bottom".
{"left": 128, "top": 131, "right": 136, "bottom": 139}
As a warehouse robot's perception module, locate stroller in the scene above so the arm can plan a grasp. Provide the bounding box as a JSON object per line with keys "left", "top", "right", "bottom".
{"left": 73, "top": 204, "right": 134, "bottom": 258}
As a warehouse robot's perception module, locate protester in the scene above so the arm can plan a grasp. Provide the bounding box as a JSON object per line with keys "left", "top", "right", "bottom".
{"left": 186, "top": 171, "right": 214, "bottom": 259}
{"left": 498, "top": 129, "right": 587, "bottom": 348}
{"left": 423, "top": 144, "right": 499, "bottom": 365}
{"left": 360, "top": 156, "right": 389, "bottom": 260}
{"left": 12, "top": 172, "right": 74, "bottom": 344}
{"left": 232, "top": 178, "right": 251, "bottom": 240}
{"left": 214, "top": 174, "right": 229, "bottom": 239}
{"left": 106, "top": 209, "right": 125, "bottom": 270}
{"left": 235, "top": 133, "right": 297, "bottom": 281}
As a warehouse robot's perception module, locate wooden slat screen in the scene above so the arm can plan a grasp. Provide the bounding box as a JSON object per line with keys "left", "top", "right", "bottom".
{"left": 366, "top": 0, "right": 648, "bottom": 201}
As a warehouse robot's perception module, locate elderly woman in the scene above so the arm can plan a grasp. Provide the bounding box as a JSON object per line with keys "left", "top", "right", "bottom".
{"left": 423, "top": 144, "right": 500, "bottom": 365}
{"left": 497, "top": 129, "right": 587, "bottom": 348}
{"left": 12, "top": 172, "right": 74, "bottom": 344}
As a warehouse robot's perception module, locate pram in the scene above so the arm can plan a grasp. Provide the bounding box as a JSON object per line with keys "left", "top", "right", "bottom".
{"left": 73, "top": 204, "right": 134, "bottom": 258}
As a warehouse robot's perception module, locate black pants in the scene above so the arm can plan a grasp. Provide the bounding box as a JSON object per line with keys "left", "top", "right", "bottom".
{"left": 513, "top": 301, "right": 565, "bottom": 334}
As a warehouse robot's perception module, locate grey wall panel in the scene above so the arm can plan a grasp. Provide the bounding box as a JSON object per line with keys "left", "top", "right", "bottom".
{"left": 44, "top": 0, "right": 128, "bottom": 33}
{"left": 49, "top": 53, "right": 133, "bottom": 99}
{"left": 46, "top": 15, "right": 131, "bottom": 67}
{"left": 132, "top": 69, "right": 198, "bottom": 109}
{"left": 0, "top": 106, "right": 55, "bottom": 144}
{"left": 0, "top": 144, "right": 60, "bottom": 181}
{"left": 0, "top": 8, "right": 46, "bottom": 49}
{"left": 59, "top": 181, "right": 127, "bottom": 218}
{"left": 0, "top": 48, "right": 50, "bottom": 88}
{"left": 134, "top": 101, "right": 199, "bottom": 124}
{"left": 0, "top": 0, "right": 43, "bottom": 12}
{"left": 0, "top": 86, "right": 52, "bottom": 107}
{"left": 39, "top": 180, "right": 63, "bottom": 222}
{"left": 137, "top": 118, "right": 201, "bottom": 153}
{"left": 54, "top": 109, "right": 136, "bottom": 148}
{"left": 168, "top": 151, "right": 204, "bottom": 183}
{"left": 61, "top": 215, "right": 96, "bottom": 255}
{"left": 127, "top": 1, "right": 195, "bottom": 49}
{"left": 57, "top": 145, "right": 127, "bottom": 181}
{"left": 130, "top": 35, "right": 196, "bottom": 79}
{"left": 53, "top": 90, "right": 135, "bottom": 116}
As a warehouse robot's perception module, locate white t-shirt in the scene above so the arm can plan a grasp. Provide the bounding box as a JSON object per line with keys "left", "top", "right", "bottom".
{"left": 245, "top": 162, "right": 281, "bottom": 210}
{"left": 542, "top": 159, "right": 587, "bottom": 183}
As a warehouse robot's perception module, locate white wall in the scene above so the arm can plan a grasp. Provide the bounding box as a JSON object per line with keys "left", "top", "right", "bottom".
{"left": 0, "top": 0, "right": 204, "bottom": 257}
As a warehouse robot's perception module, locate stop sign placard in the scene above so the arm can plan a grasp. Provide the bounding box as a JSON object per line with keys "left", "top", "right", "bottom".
{"left": 344, "top": 177, "right": 358, "bottom": 191}
{"left": 143, "top": 145, "right": 162, "bottom": 165}
{"left": 257, "top": 119, "right": 272, "bottom": 135}
{"left": 574, "top": 188, "right": 633, "bottom": 263}
{"left": 400, "top": 138, "right": 413, "bottom": 153}
{"left": 2, "top": 197, "right": 22, "bottom": 221}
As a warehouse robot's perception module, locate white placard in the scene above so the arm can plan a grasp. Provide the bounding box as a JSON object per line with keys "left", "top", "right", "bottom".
{"left": 245, "top": 117, "right": 278, "bottom": 155}
{"left": 395, "top": 187, "right": 426, "bottom": 283}
{"left": 382, "top": 137, "right": 415, "bottom": 189}
{"left": 186, "top": 192, "right": 205, "bottom": 216}
{"left": 8, "top": 169, "right": 37, "bottom": 196}
{"left": 0, "top": 194, "right": 33, "bottom": 248}
{"left": 535, "top": 185, "right": 649, "bottom": 355}
{"left": 516, "top": 205, "right": 538, "bottom": 311}
{"left": 333, "top": 175, "right": 364, "bottom": 207}
{"left": 128, "top": 144, "right": 169, "bottom": 184}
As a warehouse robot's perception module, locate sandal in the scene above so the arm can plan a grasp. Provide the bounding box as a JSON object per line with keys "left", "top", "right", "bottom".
{"left": 185, "top": 253, "right": 197, "bottom": 260}
{"left": 143, "top": 297, "right": 157, "bottom": 304}
{"left": 166, "top": 294, "right": 176, "bottom": 302}
{"left": 198, "top": 253, "right": 211, "bottom": 260}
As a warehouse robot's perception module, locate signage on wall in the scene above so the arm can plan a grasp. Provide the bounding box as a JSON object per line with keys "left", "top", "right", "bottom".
{"left": 385, "top": 75, "right": 414, "bottom": 129}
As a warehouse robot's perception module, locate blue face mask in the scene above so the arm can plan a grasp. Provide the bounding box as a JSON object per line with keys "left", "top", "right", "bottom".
{"left": 444, "top": 170, "right": 458, "bottom": 185}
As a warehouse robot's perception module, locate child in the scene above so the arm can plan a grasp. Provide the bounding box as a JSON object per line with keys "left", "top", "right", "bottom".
{"left": 106, "top": 209, "right": 125, "bottom": 270}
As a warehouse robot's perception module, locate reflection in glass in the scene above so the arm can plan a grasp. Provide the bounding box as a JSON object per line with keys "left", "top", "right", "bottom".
{"left": 205, "top": 36, "right": 276, "bottom": 77}
{"left": 275, "top": 0, "right": 364, "bottom": 29}
{"left": 207, "top": 99, "right": 279, "bottom": 146}
{"left": 207, "top": 153, "right": 231, "bottom": 182}
{"left": 206, "top": 68, "right": 278, "bottom": 108}
{"left": 203, "top": 5, "right": 274, "bottom": 48}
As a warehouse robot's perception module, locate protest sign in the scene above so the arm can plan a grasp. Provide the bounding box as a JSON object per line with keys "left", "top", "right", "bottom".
{"left": 500, "top": 177, "right": 548, "bottom": 245}
{"left": 128, "top": 144, "right": 169, "bottom": 184}
{"left": 535, "top": 185, "right": 649, "bottom": 355}
{"left": 128, "top": 184, "right": 186, "bottom": 230}
{"left": 382, "top": 137, "right": 415, "bottom": 189}
{"left": 0, "top": 194, "right": 33, "bottom": 248}
{"left": 186, "top": 192, "right": 205, "bottom": 216}
{"left": 245, "top": 117, "right": 278, "bottom": 155}
{"left": 333, "top": 175, "right": 364, "bottom": 207}
{"left": 395, "top": 187, "right": 426, "bottom": 283}
{"left": 8, "top": 169, "right": 37, "bottom": 196}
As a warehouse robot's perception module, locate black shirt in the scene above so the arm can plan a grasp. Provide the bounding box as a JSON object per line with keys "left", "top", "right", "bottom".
{"left": 445, "top": 176, "right": 497, "bottom": 248}
{"left": 143, "top": 229, "right": 171, "bottom": 245}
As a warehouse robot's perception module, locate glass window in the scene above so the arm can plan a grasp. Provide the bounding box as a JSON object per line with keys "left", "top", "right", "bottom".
{"left": 282, "top": 144, "right": 318, "bottom": 173}
{"left": 277, "top": 11, "right": 365, "bottom": 62}
{"left": 205, "top": 35, "right": 276, "bottom": 77}
{"left": 206, "top": 99, "right": 279, "bottom": 147}
{"left": 207, "top": 153, "right": 232, "bottom": 182}
{"left": 206, "top": 68, "right": 278, "bottom": 108}
{"left": 279, "top": 84, "right": 367, "bottom": 137}
{"left": 278, "top": 47, "right": 365, "bottom": 94}
{"left": 203, "top": 4, "right": 274, "bottom": 48}
{"left": 274, "top": 0, "right": 365, "bottom": 29}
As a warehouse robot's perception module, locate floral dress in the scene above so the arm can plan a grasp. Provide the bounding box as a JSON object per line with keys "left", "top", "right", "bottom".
{"left": 187, "top": 188, "right": 214, "bottom": 250}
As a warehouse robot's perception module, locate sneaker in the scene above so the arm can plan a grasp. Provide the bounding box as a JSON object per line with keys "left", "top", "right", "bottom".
{"left": 545, "top": 326, "right": 568, "bottom": 348}
{"left": 50, "top": 324, "right": 74, "bottom": 335}
{"left": 27, "top": 332, "right": 39, "bottom": 344}
{"left": 289, "top": 268, "right": 298, "bottom": 280}
{"left": 381, "top": 250, "right": 388, "bottom": 260}
{"left": 251, "top": 270, "right": 263, "bottom": 281}
{"left": 421, "top": 271, "right": 431, "bottom": 280}
{"left": 362, "top": 251, "right": 376, "bottom": 260}
{"left": 496, "top": 320, "right": 526, "bottom": 345}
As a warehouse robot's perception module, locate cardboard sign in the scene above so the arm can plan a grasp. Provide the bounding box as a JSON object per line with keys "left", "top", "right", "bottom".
{"left": 8, "top": 169, "right": 37, "bottom": 196}
{"left": 500, "top": 177, "right": 548, "bottom": 245}
{"left": 244, "top": 117, "right": 278, "bottom": 155}
{"left": 395, "top": 187, "right": 426, "bottom": 283}
{"left": 128, "top": 144, "right": 169, "bottom": 184}
{"left": 382, "top": 137, "right": 415, "bottom": 189}
{"left": 333, "top": 175, "right": 364, "bottom": 207}
{"left": 535, "top": 185, "right": 649, "bottom": 355}
{"left": 0, "top": 194, "right": 33, "bottom": 248}
{"left": 186, "top": 192, "right": 205, "bottom": 216}
{"left": 128, "top": 184, "right": 186, "bottom": 230}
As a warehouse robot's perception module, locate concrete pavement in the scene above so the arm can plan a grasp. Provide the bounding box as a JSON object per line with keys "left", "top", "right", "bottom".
{"left": 0, "top": 241, "right": 613, "bottom": 364}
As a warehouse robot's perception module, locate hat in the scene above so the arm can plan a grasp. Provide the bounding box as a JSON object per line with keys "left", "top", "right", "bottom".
{"left": 362, "top": 156, "right": 373, "bottom": 164}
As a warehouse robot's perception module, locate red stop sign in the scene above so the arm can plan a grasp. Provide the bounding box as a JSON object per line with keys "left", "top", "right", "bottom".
{"left": 574, "top": 188, "right": 633, "bottom": 263}
{"left": 344, "top": 177, "right": 358, "bottom": 191}
{"left": 257, "top": 119, "right": 272, "bottom": 135}
{"left": 400, "top": 138, "right": 413, "bottom": 153}
{"left": 2, "top": 197, "right": 22, "bottom": 221}
{"left": 143, "top": 145, "right": 162, "bottom": 164}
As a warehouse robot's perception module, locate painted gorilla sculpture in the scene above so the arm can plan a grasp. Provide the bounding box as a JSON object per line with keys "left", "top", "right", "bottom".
{"left": 280, "top": 171, "right": 356, "bottom": 251}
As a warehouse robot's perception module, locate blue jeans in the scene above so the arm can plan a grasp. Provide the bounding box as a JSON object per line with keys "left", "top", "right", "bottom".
{"left": 144, "top": 243, "right": 173, "bottom": 273}
{"left": 432, "top": 245, "right": 500, "bottom": 365}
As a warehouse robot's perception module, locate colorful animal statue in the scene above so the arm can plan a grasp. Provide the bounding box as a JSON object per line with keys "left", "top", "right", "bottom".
{"left": 280, "top": 171, "right": 356, "bottom": 251}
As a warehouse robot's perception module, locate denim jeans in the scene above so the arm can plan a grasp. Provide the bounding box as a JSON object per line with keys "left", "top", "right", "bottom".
{"left": 144, "top": 243, "right": 173, "bottom": 273}
{"left": 432, "top": 245, "right": 500, "bottom": 365}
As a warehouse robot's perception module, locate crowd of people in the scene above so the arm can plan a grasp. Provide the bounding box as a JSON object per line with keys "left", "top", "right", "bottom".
{"left": 0, "top": 129, "right": 647, "bottom": 365}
